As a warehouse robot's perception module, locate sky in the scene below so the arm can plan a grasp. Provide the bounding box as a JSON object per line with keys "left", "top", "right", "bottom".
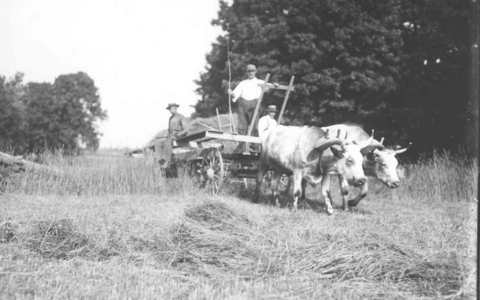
{"left": 0, "top": 0, "right": 224, "bottom": 149}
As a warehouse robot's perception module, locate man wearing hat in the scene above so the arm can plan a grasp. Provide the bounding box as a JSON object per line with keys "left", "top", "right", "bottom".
{"left": 155, "top": 103, "right": 188, "bottom": 167}
{"left": 228, "top": 64, "right": 266, "bottom": 137}
{"left": 258, "top": 105, "right": 278, "bottom": 140}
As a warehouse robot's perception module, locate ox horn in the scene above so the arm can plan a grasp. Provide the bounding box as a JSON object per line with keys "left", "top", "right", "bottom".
{"left": 307, "top": 136, "right": 346, "bottom": 162}
{"left": 313, "top": 137, "right": 345, "bottom": 153}
{"left": 380, "top": 137, "right": 384, "bottom": 145}
{"left": 394, "top": 142, "right": 412, "bottom": 155}
{"left": 356, "top": 134, "right": 374, "bottom": 149}
{"left": 336, "top": 129, "right": 341, "bottom": 138}
{"left": 344, "top": 131, "right": 348, "bottom": 140}
{"left": 360, "top": 139, "right": 386, "bottom": 155}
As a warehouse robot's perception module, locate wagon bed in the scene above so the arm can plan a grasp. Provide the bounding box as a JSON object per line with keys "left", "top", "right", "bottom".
{"left": 168, "top": 74, "right": 295, "bottom": 194}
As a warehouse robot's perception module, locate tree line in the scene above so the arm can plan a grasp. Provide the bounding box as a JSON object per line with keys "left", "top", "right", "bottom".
{"left": 194, "top": 0, "right": 479, "bottom": 158}
{"left": 0, "top": 72, "right": 107, "bottom": 154}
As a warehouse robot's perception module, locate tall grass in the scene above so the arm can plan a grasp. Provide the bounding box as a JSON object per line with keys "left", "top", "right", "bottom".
{"left": 1, "top": 149, "right": 476, "bottom": 299}
{"left": 1, "top": 148, "right": 477, "bottom": 202}
{"left": 2, "top": 150, "right": 199, "bottom": 197}
{"left": 399, "top": 150, "right": 477, "bottom": 202}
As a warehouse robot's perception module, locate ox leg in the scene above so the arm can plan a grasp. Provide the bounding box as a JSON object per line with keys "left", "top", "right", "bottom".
{"left": 270, "top": 171, "right": 283, "bottom": 207}
{"left": 292, "top": 172, "right": 303, "bottom": 211}
{"left": 338, "top": 176, "right": 350, "bottom": 211}
{"left": 298, "top": 179, "right": 309, "bottom": 209}
{"left": 321, "top": 175, "right": 334, "bottom": 215}
{"left": 348, "top": 181, "right": 368, "bottom": 207}
{"left": 254, "top": 162, "right": 269, "bottom": 203}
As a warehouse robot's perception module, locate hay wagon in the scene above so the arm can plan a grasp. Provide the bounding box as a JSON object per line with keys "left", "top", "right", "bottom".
{"left": 168, "top": 74, "right": 294, "bottom": 194}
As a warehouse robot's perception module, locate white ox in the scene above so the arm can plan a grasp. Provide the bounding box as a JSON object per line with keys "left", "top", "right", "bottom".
{"left": 321, "top": 124, "right": 411, "bottom": 209}
{"left": 253, "top": 125, "right": 373, "bottom": 214}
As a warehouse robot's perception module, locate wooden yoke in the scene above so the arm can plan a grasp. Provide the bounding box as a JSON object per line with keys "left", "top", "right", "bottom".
{"left": 246, "top": 73, "right": 270, "bottom": 136}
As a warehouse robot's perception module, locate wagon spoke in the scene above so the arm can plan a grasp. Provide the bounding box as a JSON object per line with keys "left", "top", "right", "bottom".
{"left": 199, "top": 148, "right": 224, "bottom": 195}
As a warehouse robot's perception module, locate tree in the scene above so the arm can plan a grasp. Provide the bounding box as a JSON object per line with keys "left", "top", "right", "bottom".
{"left": 23, "top": 82, "right": 61, "bottom": 151}
{"left": 194, "top": 0, "right": 404, "bottom": 127}
{"left": 388, "top": 0, "right": 474, "bottom": 155}
{"left": 51, "top": 72, "right": 107, "bottom": 150}
{"left": 0, "top": 72, "right": 107, "bottom": 153}
{"left": 0, "top": 73, "right": 27, "bottom": 151}
{"left": 465, "top": 0, "right": 479, "bottom": 157}
{"left": 195, "top": 0, "right": 475, "bottom": 157}
{"left": 20, "top": 72, "right": 107, "bottom": 152}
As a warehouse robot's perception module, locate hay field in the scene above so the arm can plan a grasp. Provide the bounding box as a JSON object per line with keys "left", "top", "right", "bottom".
{"left": 0, "top": 150, "right": 477, "bottom": 299}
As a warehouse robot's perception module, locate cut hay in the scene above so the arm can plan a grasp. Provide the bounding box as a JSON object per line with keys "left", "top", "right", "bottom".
{"left": 25, "top": 218, "right": 125, "bottom": 261}
{"left": 27, "top": 219, "right": 89, "bottom": 259}
{"left": 144, "top": 113, "right": 239, "bottom": 150}
{"left": 0, "top": 222, "right": 17, "bottom": 243}
{"left": 156, "top": 201, "right": 467, "bottom": 297}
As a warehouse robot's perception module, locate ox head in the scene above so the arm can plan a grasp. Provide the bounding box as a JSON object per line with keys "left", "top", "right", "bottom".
{"left": 362, "top": 139, "right": 412, "bottom": 188}
{"left": 308, "top": 129, "right": 373, "bottom": 187}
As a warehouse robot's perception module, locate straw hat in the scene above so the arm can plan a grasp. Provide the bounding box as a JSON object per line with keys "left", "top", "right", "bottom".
{"left": 166, "top": 103, "right": 180, "bottom": 110}
{"left": 267, "top": 105, "right": 278, "bottom": 113}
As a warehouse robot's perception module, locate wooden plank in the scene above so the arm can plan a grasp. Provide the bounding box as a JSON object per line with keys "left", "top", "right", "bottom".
{"left": 247, "top": 73, "right": 270, "bottom": 137}
{"left": 175, "top": 130, "right": 218, "bottom": 143}
{"left": 0, "top": 152, "right": 22, "bottom": 165}
{"left": 277, "top": 76, "right": 295, "bottom": 125}
{"left": 205, "top": 131, "right": 260, "bottom": 144}
{"left": 0, "top": 151, "right": 64, "bottom": 176}
{"left": 258, "top": 82, "right": 295, "bottom": 91}
{"left": 172, "top": 148, "right": 205, "bottom": 162}
{"left": 173, "top": 140, "right": 200, "bottom": 148}
{"left": 216, "top": 108, "right": 222, "bottom": 130}
{"left": 173, "top": 130, "right": 260, "bottom": 150}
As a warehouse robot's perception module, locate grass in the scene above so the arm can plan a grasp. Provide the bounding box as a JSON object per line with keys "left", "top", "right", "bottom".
{"left": 0, "top": 149, "right": 477, "bottom": 299}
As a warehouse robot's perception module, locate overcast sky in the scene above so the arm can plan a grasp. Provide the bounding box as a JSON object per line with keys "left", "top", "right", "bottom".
{"left": 0, "top": 0, "right": 223, "bottom": 148}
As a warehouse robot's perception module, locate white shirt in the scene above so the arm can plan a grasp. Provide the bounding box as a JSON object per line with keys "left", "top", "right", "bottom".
{"left": 232, "top": 78, "right": 265, "bottom": 102}
{"left": 258, "top": 115, "right": 277, "bottom": 140}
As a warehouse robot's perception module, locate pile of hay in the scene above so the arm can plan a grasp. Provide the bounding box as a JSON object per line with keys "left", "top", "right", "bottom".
{"left": 27, "top": 219, "right": 89, "bottom": 259}
{"left": 0, "top": 222, "right": 17, "bottom": 243}
{"left": 156, "top": 201, "right": 467, "bottom": 297}
{"left": 145, "top": 114, "right": 239, "bottom": 149}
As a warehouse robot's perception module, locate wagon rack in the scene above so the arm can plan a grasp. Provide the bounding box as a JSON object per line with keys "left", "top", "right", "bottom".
{"left": 169, "top": 74, "right": 294, "bottom": 194}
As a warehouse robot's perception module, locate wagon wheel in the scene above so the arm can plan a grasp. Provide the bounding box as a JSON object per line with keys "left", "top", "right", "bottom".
{"left": 201, "top": 148, "right": 224, "bottom": 195}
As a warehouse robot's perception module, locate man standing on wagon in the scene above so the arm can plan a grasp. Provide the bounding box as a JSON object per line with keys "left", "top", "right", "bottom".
{"left": 228, "top": 64, "right": 265, "bottom": 137}
{"left": 155, "top": 102, "right": 188, "bottom": 168}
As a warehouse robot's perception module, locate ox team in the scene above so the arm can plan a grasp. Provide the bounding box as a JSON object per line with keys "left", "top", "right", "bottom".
{"left": 158, "top": 64, "right": 409, "bottom": 214}
{"left": 229, "top": 64, "right": 408, "bottom": 214}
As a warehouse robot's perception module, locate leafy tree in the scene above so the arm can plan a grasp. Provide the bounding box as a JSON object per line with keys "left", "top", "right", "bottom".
{"left": 0, "top": 73, "right": 27, "bottom": 151}
{"left": 0, "top": 72, "right": 107, "bottom": 153}
{"left": 387, "top": 0, "right": 474, "bottom": 155}
{"left": 194, "top": 0, "right": 404, "bottom": 126}
{"left": 195, "top": 0, "right": 476, "bottom": 157}
{"left": 51, "top": 72, "right": 107, "bottom": 150}
{"left": 23, "top": 82, "right": 61, "bottom": 151}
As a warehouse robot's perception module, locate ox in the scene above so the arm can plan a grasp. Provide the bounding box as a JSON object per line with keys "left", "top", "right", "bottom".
{"left": 321, "top": 124, "right": 411, "bottom": 209}
{"left": 253, "top": 125, "right": 373, "bottom": 214}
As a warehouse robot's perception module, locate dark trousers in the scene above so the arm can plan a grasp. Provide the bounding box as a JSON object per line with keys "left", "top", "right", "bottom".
{"left": 155, "top": 136, "right": 175, "bottom": 163}
{"left": 237, "top": 98, "right": 259, "bottom": 136}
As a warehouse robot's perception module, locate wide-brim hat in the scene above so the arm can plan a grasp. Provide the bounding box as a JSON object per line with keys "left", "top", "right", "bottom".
{"left": 166, "top": 102, "right": 180, "bottom": 110}
{"left": 267, "top": 105, "right": 278, "bottom": 113}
